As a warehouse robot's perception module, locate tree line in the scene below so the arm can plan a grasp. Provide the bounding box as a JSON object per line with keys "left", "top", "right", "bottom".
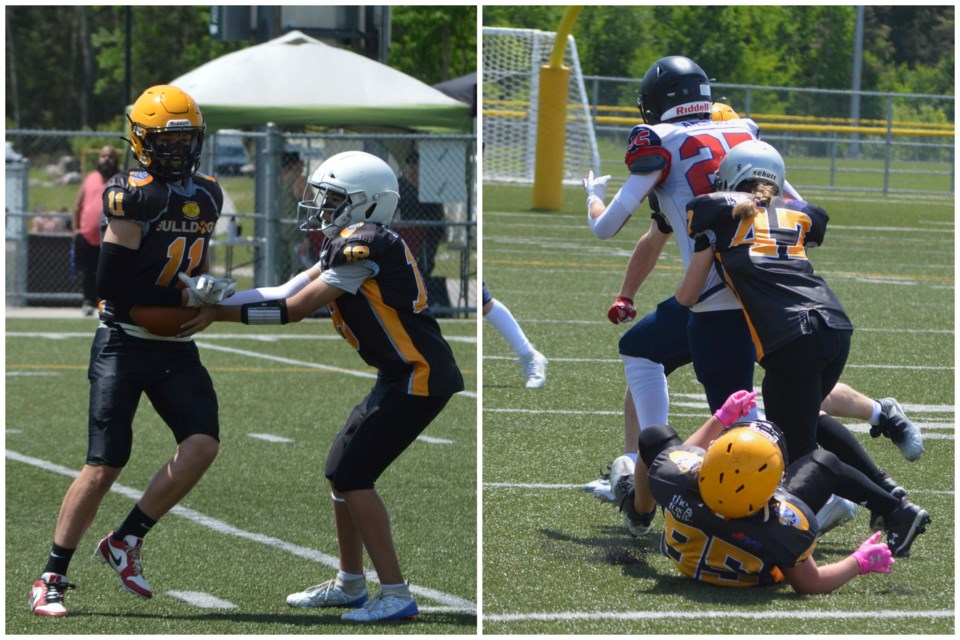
{"left": 483, "top": 5, "right": 954, "bottom": 121}
{"left": 5, "top": 6, "right": 477, "bottom": 132}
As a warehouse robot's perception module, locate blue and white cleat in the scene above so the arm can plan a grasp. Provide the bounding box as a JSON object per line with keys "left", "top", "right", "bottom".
{"left": 286, "top": 578, "right": 368, "bottom": 608}
{"left": 873, "top": 398, "right": 924, "bottom": 462}
{"left": 341, "top": 591, "right": 418, "bottom": 622}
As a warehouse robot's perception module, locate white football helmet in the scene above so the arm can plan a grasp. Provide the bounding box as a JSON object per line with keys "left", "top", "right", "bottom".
{"left": 298, "top": 151, "right": 400, "bottom": 238}
{"left": 715, "top": 140, "right": 786, "bottom": 193}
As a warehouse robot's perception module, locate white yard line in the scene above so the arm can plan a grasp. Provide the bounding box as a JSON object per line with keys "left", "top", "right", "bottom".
{"left": 6, "top": 331, "right": 476, "bottom": 343}
{"left": 484, "top": 482, "right": 954, "bottom": 496}
{"left": 197, "top": 342, "right": 477, "bottom": 399}
{"left": 6, "top": 449, "right": 477, "bottom": 614}
{"left": 247, "top": 433, "right": 294, "bottom": 443}
{"left": 484, "top": 609, "right": 954, "bottom": 623}
{"left": 166, "top": 591, "right": 238, "bottom": 609}
{"left": 486, "top": 354, "right": 954, "bottom": 370}
{"left": 5, "top": 331, "right": 477, "bottom": 399}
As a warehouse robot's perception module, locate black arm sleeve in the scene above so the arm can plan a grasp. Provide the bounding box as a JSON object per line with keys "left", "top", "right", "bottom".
{"left": 96, "top": 242, "right": 183, "bottom": 307}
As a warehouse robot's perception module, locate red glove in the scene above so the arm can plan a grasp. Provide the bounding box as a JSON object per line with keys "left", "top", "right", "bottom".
{"left": 607, "top": 297, "right": 637, "bottom": 324}
{"left": 713, "top": 390, "right": 758, "bottom": 427}
{"left": 851, "top": 531, "right": 895, "bottom": 574}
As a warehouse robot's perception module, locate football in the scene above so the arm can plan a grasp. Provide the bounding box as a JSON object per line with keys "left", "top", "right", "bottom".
{"left": 129, "top": 305, "right": 199, "bottom": 337}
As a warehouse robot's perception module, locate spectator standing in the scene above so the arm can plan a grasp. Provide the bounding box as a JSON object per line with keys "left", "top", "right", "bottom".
{"left": 72, "top": 145, "right": 119, "bottom": 315}
{"left": 396, "top": 150, "right": 450, "bottom": 309}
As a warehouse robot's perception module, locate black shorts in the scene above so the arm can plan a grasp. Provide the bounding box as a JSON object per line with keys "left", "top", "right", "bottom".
{"left": 325, "top": 382, "right": 453, "bottom": 491}
{"left": 86, "top": 326, "right": 220, "bottom": 467}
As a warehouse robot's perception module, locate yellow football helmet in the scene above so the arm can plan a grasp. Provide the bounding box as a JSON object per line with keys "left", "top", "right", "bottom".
{"left": 128, "top": 85, "right": 205, "bottom": 181}
{"left": 699, "top": 420, "right": 785, "bottom": 518}
{"left": 712, "top": 101, "right": 739, "bottom": 121}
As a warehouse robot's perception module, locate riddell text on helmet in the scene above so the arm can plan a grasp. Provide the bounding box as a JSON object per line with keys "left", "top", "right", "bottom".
{"left": 661, "top": 102, "right": 712, "bottom": 120}
{"left": 676, "top": 103, "right": 711, "bottom": 116}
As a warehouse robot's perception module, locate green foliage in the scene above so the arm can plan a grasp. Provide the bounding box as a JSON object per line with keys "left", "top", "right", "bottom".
{"left": 7, "top": 6, "right": 476, "bottom": 131}
{"left": 90, "top": 7, "right": 247, "bottom": 118}
{"left": 390, "top": 6, "right": 476, "bottom": 84}
{"left": 483, "top": 5, "right": 953, "bottom": 111}
{"left": 482, "top": 6, "right": 566, "bottom": 30}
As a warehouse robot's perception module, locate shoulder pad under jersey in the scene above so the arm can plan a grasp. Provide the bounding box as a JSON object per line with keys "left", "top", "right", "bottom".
{"left": 786, "top": 199, "right": 829, "bottom": 247}
{"left": 191, "top": 172, "right": 224, "bottom": 211}
{"left": 686, "top": 192, "right": 742, "bottom": 239}
{"left": 327, "top": 222, "right": 381, "bottom": 267}
{"left": 625, "top": 125, "right": 668, "bottom": 173}
{"left": 101, "top": 170, "right": 161, "bottom": 223}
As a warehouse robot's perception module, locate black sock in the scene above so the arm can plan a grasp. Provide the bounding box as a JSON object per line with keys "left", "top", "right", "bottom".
{"left": 114, "top": 504, "right": 158, "bottom": 541}
{"left": 816, "top": 414, "right": 885, "bottom": 480}
{"left": 43, "top": 543, "right": 75, "bottom": 577}
{"left": 836, "top": 462, "right": 901, "bottom": 514}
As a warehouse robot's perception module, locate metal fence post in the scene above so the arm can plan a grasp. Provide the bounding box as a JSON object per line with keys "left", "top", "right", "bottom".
{"left": 5, "top": 157, "right": 30, "bottom": 306}
{"left": 829, "top": 133, "right": 837, "bottom": 189}
{"left": 261, "top": 123, "right": 280, "bottom": 285}
{"left": 883, "top": 95, "right": 894, "bottom": 196}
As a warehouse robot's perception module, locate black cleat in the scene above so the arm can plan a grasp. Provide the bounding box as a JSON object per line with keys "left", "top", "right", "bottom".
{"left": 884, "top": 499, "right": 931, "bottom": 557}
{"left": 621, "top": 505, "right": 657, "bottom": 537}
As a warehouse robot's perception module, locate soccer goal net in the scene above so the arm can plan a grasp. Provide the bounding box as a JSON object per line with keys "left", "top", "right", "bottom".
{"left": 482, "top": 27, "right": 600, "bottom": 185}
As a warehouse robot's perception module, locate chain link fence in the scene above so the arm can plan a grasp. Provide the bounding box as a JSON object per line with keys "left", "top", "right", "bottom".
{"left": 6, "top": 128, "right": 477, "bottom": 316}
{"left": 584, "top": 76, "right": 954, "bottom": 196}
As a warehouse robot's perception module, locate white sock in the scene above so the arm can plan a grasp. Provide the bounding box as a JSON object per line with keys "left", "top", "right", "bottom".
{"left": 622, "top": 356, "right": 669, "bottom": 427}
{"left": 868, "top": 400, "right": 883, "bottom": 426}
{"left": 380, "top": 582, "right": 411, "bottom": 597}
{"left": 485, "top": 300, "right": 533, "bottom": 357}
{"left": 336, "top": 570, "right": 365, "bottom": 585}
{"left": 624, "top": 452, "right": 638, "bottom": 464}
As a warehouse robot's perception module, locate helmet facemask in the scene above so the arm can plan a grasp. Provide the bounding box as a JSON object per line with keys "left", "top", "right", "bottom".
{"left": 127, "top": 85, "right": 205, "bottom": 182}
{"left": 130, "top": 117, "right": 205, "bottom": 181}
{"left": 298, "top": 182, "right": 369, "bottom": 238}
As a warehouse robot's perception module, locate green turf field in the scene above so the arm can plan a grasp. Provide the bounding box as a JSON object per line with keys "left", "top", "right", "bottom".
{"left": 481, "top": 183, "right": 954, "bottom": 634}
{"left": 6, "top": 317, "right": 477, "bottom": 634}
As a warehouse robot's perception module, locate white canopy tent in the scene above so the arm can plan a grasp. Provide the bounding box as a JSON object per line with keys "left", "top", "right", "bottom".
{"left": 168, "top": 30, "right": 471, "bottom": 132}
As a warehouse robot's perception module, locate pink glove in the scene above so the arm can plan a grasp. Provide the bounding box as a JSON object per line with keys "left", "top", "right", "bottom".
{"left": 608, "top": 297, "right": 637, "bottom": 324}
{"left": 713, "top": 390, "right": 758, "bottom": 426}
{"left": 851, "top": 531, "right": 894, "bottom": 574}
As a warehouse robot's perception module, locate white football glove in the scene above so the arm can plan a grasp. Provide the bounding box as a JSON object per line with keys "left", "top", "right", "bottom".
{"left": 178, "top": 272, "right": 238, "bottom": 307}
{"left": 582, "top": 170, "right": 612, "bottom": 203}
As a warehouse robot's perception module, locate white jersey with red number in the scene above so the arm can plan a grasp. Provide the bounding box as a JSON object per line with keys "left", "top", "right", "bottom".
{"left": 624, "top": 117, "right": 760, "bottom": 312}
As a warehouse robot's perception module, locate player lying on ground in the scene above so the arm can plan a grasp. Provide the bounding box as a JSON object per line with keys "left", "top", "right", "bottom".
{"left": 608, "top": 390, "right": 930, "bottom": 593}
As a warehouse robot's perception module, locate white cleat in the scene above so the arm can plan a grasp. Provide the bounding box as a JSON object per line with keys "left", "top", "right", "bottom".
{"left": 519, "top": 350, "right": 547, "bottom": 389}
{"left": 286, "top": 578, "right": 368, "bottom": 608}
{"left": 815, "top": 495, "right": 858, "bottom": 536}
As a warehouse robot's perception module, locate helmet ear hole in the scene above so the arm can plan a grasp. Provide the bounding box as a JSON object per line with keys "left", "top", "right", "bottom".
{"left": 364, "top": 204, "right": 377, "bottom": 219}
{"left": 699, "top": 421, "right": 785, "bottom": 519}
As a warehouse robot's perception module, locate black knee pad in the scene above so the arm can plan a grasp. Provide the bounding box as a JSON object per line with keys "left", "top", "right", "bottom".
{"left": 809, "top": 448, "right": 843, "bottom": 479}
{"left": 639, "top": 424, "right": 682, "bottom": 469}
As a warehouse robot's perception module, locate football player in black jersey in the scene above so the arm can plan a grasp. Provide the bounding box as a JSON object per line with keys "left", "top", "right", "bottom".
{"left": 31, "top": 85, "right": 237, "bottom": 617}
{"left": 676, "top": 140, "right": 930, "bottom": 557}
{"left": 180, "top": 150, "right": 465, "bottom": 622}
{"left": 622, "top": 396, "right": 898, "bottom": 593}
